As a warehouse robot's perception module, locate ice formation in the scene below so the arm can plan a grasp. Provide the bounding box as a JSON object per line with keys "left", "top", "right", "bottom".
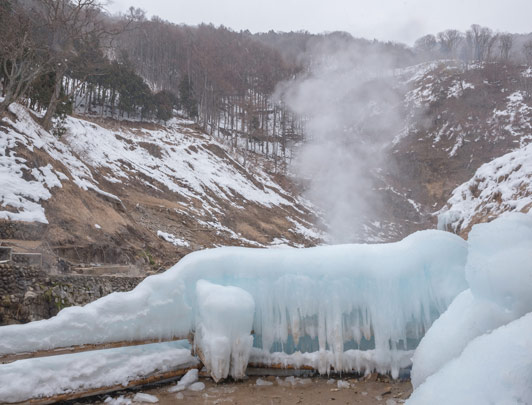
{"left": 409, "top": 213, "right": 532, "bottom": 403}
{"left": 168, "top": 369, "right": 198, "bottom": 392}
{"left": 194, "top": 280, "right": 255, "bottom": 381}
{"left": 0, "top": 229, "right": 468, "bottom": 381}
{"left": 132, "top": 393, "right": 159, "bottom": 403}
{"left": 0, "top": 341, "right": 197, "bottom": 403}
{"left": 249, "top": 347, "right": 413, "bottom": 377}
{"left": 0, "top": 230, "right": 467, "bottom": 382}
{"left": 188, "top": 382, "right": 205, "bottom": 392}
{"left": 256, "top": 378, "right": 273, "bottom": 386}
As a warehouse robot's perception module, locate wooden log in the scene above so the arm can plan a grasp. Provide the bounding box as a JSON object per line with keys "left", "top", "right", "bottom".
{"left": 0, "top": 336, "right": 188, "bottom": 364}
{"left": 247, "top": 362, "right": 318, "bottom": 371}
{"left": 6, "top": 365, "right": 202, "bottom": 405}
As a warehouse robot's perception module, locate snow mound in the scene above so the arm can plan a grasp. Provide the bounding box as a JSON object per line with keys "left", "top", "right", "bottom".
{"left": 438, "top": 143, "right": 532, "bottom": 234}
{"left": 408, "top": 312, "right": 532, "bottom": 405}
{"left": 0, "top": 341, "right": 197, "bottom": 403}
{"left": 0, "top": 229, "right": 468, "bottom": 379}
{"left": 410, "top": 213, "right": 532, "bottom": 403}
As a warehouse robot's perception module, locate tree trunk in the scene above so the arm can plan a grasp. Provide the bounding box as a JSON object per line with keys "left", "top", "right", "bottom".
{"left": 0, "top": 83, "right": 16, "bottom": 117}
{"left": 42, "top": 69, "right": 65, "bottom": 131}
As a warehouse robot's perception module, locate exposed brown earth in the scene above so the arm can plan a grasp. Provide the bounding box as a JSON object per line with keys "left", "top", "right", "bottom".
{"left": 93, "top": 375, "right": 412, "bottom": 405}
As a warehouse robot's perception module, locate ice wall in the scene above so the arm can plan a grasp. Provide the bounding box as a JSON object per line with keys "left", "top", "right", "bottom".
{"left": 0, "top": 229, "right": 468, "bottom": 376}
{"left": 410, "top": 212, "right": 532, "bottom": 402}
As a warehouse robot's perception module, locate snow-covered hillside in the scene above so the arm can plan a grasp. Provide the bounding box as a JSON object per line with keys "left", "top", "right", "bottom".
{"left": 373, "top": 61, "right": 532, "bottom": 240}
{"left": 438, "top": 142, "right": 532, "bottom": 235}
{"left": 0, "top": 103, "right": 322, "bottom": 269}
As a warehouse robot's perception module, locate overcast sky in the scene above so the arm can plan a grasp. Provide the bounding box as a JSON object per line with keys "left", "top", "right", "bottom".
{"left": 107, "top": 0, "right": 532, "bottom": 45}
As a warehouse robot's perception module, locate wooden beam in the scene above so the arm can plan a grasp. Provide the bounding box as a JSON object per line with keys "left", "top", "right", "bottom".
{"left": 247, "top": 362, "right": 318, "bottom": 371}
{"left": 6, "top": 365, "right": 202, "bottom": 405}
{"left": 0, "top": 336, "right": 188, "bottom": 364}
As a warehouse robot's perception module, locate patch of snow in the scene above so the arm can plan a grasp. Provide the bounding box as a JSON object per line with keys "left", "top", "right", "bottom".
{"left": 187, "top": 382, "right": 205, "bottom": 392}
{"left": 105, "top": 395, "right": 132, "bottom": 405}
{"left": 255, "top": 378, "right": 273, "bottom": 386}
{"left": 132, "top": 393, "right": 159, "bottom": 403}
{"left": 446, "top": 80, "right": 474, "bottom": 98}
{"left": 157, "top": 231, "right": 190, "bottom": 248}
{"left": 337, "top": 380, "right": 350, "bottom": 389}
{"left": 287, "top": 217, "right": 324, "bottom": 240}
{"left": 492, "top": 91, "right": 532, "bottom": 140}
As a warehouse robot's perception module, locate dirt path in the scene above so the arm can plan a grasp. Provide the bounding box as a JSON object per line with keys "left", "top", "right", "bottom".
{"left": 98, "top": 375, "right": 412, "bottom": 405}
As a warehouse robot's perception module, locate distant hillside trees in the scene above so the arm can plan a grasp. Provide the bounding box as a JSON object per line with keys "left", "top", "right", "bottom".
{"left": 178, "top": 75, "right": 197, "bottom": 118}
{"left": 525, "top": 41, "right": 532, "bottom": 66}
{"left": 413, "top": 25, "right": 527, "bottom": 64}
{"left": 116, "top": 20, "right": 305, "bottom": 160}
{"left": 437, "top": 30, "right": 463, "bottom": 59}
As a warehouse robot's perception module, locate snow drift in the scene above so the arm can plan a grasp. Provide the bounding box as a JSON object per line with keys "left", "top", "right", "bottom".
{"left": 0, "top": 229, "right": 467, "bottom": 381}
{"left": 0, "top": 341, "right": 197, "bottom": 403}
{"left": 409, "top": 213, "right": 532, "bottom": 404}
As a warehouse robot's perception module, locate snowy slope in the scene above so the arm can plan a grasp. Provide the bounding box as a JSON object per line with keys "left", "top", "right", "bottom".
{"left": 0, "top": 103, "right": 322, "bottom": 254}
{"left": 397, "top": 63, "right": 532, "bottom": 156}
{"left": 438, "top": 142, "right": 532, "bottom": 235}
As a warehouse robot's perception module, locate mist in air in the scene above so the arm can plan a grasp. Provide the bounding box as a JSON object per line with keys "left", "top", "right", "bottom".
{"left": 277, "top": 38, "right": 405, "bottom": 243}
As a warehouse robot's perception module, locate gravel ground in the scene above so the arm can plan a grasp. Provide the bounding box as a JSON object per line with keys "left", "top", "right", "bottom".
{"left": 96, "top": 374, "right": 412, "bottom": 405}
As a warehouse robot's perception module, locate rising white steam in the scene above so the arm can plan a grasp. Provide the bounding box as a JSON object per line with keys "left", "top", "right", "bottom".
{"left": 277, "top": 37, "right": 405, "bottom": 242}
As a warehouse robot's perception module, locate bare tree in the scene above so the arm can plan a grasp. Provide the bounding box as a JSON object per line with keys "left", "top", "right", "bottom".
{"left": 486, "top": 33, "right": 499, "bottom": 61}
{"left": 524, "top": 40, "right": 532, "bottom": 66}
{"left": 468, "top": 24, "right": 493, "bottom": 62}
{"left": 437, "top": 29, "right": 463, "bottom": 59}
{"left": 35, "top": 0, "right": 112, "bottom": 130}
{"left": 414, "top": 34, "right": 438, "bottom": 60}
{"left": 498, "top": 34, "right": 513, "bottom": 62}
{"left": 0, "top": 1, "right": 50, "bottom": 116}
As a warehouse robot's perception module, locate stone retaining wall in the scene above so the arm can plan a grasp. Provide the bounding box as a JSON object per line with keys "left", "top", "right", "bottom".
{"left": 0, "top": 261, "right": 143, "bottom": 325}
{"left": 0, "top": 220, "right": 47, "bottom": 240}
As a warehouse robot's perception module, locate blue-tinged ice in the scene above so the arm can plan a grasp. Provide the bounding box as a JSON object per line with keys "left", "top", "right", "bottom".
{"left": 0, "top": 229, "right": 468, "bottom": 379}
